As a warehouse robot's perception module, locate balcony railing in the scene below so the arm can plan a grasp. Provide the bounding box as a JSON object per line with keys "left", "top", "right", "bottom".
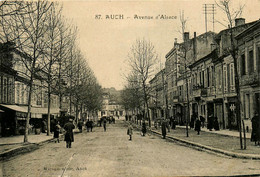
{"left": 241, "top": 72, "right": 259, "bottom": 87}
{"left": 192, "top": 87, "right": 207, "bottom": 97}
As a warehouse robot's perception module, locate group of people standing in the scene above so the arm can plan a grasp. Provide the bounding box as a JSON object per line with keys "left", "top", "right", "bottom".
{"left": 52, "top": 117, "right": 108, "bottom": 149}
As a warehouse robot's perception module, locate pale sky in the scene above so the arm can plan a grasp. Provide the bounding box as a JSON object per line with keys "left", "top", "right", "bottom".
{"left": 62, "top": 0, "right": 260, "bottom": 90}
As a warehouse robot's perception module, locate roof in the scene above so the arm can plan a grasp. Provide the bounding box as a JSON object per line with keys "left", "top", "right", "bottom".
{"left": 188, "top": 49, "right": 217, "bottom": 68}
{"left": 235, "top": 19, "right": 260, "bottom": 39}
{"left": 165, "top": 31, "right": 216, "bottom": 59}
{"left": 215, "top": 20, "right": 258, "bottom": 40}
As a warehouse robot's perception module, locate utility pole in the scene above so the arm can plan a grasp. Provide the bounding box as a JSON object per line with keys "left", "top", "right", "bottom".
{"left": 203, "top": 4, "right": 216, "bottom": 32}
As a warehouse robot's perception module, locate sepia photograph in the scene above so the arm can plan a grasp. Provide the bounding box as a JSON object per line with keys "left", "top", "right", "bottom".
{"left": 0, "top": 0, "right": 260, "bottom": 176}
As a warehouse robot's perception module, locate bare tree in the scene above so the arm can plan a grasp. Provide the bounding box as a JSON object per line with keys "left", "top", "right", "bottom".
{"left": 127, "top": 39, "right": 158, "bottom": 127}
{"left": 41, "top": 3, "right": 63, "bottom": 135}
{"left": 123, "top": 71, "right": 143, "bottom": 116}
{"left": 216, "top": 0, "right": 245, "bottom": 149}
{"left": 5, "top": 1, "right": 53, "bottom": 142}
{"left": 0, "top": 1, "right": 35, "bottom": 46}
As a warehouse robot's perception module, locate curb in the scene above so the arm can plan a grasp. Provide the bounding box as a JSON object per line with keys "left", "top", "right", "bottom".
{"left": 0, "top": 132, "right": 81, "bottom": 161}
{"left": 131, "top": 123, "right": 260, "bottom": 160}
{"left": 0, "top": 143, "right": 39, "bottom": 161}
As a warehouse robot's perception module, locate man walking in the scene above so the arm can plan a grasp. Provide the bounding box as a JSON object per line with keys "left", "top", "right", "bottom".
{"left": 103, "top": 118, "right": 107, "bottom": 132}
{"left": 127, "top": 121, "right": 133, "bottom": 141}
{"left": 64, "top": 119, "right": 75, "bottom": 148}
{"left": 161, "top": 119, "right": 167, "bottom": 139}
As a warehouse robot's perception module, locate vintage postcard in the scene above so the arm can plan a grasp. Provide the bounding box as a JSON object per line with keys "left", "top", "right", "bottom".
{"left": 1, "top": 0, "right": 260, "bottom": 176}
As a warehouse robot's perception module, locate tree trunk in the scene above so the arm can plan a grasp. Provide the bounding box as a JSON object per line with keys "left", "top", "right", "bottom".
{"left": 47, "top": 79, "right": 51, "bottom": 136}
{"left": 24, "top": 77, "right": 33, "bottom": 143}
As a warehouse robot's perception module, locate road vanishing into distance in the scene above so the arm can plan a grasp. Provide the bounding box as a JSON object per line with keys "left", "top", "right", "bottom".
{"left": 2, "top": 119, "right": 260, "bottom": 177}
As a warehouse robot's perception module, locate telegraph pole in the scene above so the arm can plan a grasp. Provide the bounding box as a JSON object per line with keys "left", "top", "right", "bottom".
{"left": 203, "top": 4, "right": 216, "bottom": 32}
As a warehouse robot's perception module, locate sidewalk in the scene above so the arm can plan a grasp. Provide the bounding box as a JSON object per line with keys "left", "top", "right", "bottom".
{"left": 0, "top": 129, "right": 80, "bottom": 161}
{"left": 132, "top": 121, "right": 260, "bottom": 160}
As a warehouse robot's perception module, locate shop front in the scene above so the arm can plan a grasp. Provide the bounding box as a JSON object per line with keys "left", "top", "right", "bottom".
{"left": 0, "top": 104, "right": 59, "bottom": 136}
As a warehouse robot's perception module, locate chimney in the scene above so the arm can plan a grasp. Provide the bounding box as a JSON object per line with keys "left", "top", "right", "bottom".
{"left": 193, "top": 32, "right": 197, "bottom": 60}
{"left": 174, "top": 38, "right": 178, "bottom": 46}
{"left": 235, "top": 18, "right": 245, "bottom": 27}
{"left": 184, "top": 32, "right": 189, "bottom": 42}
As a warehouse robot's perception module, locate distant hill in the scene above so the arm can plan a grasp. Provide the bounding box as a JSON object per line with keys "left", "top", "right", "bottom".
{"left": 102, "top": 87, "right": 122, "bottom": 104}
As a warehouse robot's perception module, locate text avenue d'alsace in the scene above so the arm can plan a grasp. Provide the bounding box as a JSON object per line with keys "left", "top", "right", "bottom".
{"left": 95, "top": 14, "right": 177, "bottom": 20}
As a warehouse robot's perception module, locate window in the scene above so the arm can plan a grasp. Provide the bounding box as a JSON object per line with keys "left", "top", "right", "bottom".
{"left": 16, "top": 83, "right": 20, "bottom": 104}
{"left": 230, "top": 63, "right": 235, "bottom": 91}
{"left": 223, "top": 65, "right": 227, "bottom": 92}
{"left": 241, "top": 54, "right": 246, "bottom": 76}
{"left": 21, "top": 85, "right": 24, "bottom": 104}
{"left": 248, "top": 50, "right": 254, "bottom": 74}
{"left": 3, "top": 77, "right": 7, "bottom": 103}
{"left": 178, "top": 86, "right": 182, "bottom": 96}
{"left": 211, "top": 66, "right": 215, "bottom": 86}
{"left": 0, "top": 76, "right": 1, "bottom": 102}
{"left": 202, "top": 70, "right": 205, "bottom": 87}
{"left": 8, "top": 79, "right": 13, "bottom": 103}
{"left": 207, "top": 68, "right": 210, "bottom": 87}
{"left": 218, "top": 68, "right": 222, "bottom": 92}
{"left": 257, "top": 47, "right": 260, "bottom": 72}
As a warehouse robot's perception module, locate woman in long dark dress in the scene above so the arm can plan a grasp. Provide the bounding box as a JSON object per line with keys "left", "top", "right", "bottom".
{"left": 251, "top": 112, "right": 260, "bottom": 146}
{"left": 194, "top": 117, "right": 201, "bottom": 135}
{"left": 161, "top": 119, "right": 167, "bottom": 139}
{"left": 141, "top": 120, "right": 147, "bottom": 136}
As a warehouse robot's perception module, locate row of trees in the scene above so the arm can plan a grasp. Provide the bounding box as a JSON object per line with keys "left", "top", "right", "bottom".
{"left": 121, "top": 39, "right": 158, "bottom": 127}
{"left": 0, "top": 1, "right": 102, "bottom": 142}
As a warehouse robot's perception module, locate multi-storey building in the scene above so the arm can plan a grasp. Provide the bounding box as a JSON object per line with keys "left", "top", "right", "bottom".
{"left": 0, "top": 42, "right": 60, "bottom": 136}
{"left": 165, "top": 31, "right": 216, "bottom": 125}
{"left": 148, "top": 69, "right": 165, "bottom": 120}
{"left": 99, "top": 88, "right": 125, "bottom": 118}
{"left": 214, "top": 18, "right": 257, "bottom": 130}
{"left": 150, "top": 18, "right": 258, "bottom": 131}
{"left": 236, "top": 19, "right": 260, "bottom": 131}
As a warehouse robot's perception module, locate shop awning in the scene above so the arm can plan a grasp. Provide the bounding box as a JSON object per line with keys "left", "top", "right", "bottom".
{"left": 0, "top": 104, "right": 60, "bottom": 118}
{"left": 0, "top": 104, "right": 27, "bottom": 112}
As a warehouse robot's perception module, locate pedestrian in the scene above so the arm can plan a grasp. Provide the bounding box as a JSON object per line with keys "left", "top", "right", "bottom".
{"left": 103, "top": 118, "right": 107, "bottom": 132}
{"left": 77, "top": 119, "right": 83, "bottom": 133}
{"left": 54, "top": 120, "right": 61, "bottom": 143}
{"left": 213, "top": 117, "right": 220, "bottom": 131}
{"left": 112, "top": 116, "right": 115, "bottom": 124}
{"left": 89, "top": 119, "right": 94, "bottom": 132}
{"left": 200, "top": 115, "right": 205, "bottom": 128}
{"left": 127, "top": 121, "right": 133, "bottom": 141}
{"left": 161, "top": 119, "right": 167, "bottom": 139}
{"left": 141, "top": 120, "right": 147, "bottom": 136}
{"left": 190, "top": 113, "right": 196, "bottom": 129}
{"left": 194, "top": 116, "right": 201, "bottom": 135}
{"left": 251, "top": 111, "right": 260, "bottom": 146}
{"left": 207, "top": 114, "right": 214, "bottom": 131}
{"left": 64, "top": 119, "right": 75, "bottom": 148}
{"left": 86, "top": 119, "right": 91, "bottom": 132}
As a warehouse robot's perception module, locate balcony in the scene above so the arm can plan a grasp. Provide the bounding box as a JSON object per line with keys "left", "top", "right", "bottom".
{"left": 192, "top": 86, "right": 207, "bottom": 97}
{"left": 241, "top": 72, "right": 259, "bottom": 87}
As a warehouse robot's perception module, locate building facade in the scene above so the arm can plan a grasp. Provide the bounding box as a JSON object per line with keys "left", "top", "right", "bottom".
{"left": 236, "top": 19, "right": 260, "bottom": 131}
